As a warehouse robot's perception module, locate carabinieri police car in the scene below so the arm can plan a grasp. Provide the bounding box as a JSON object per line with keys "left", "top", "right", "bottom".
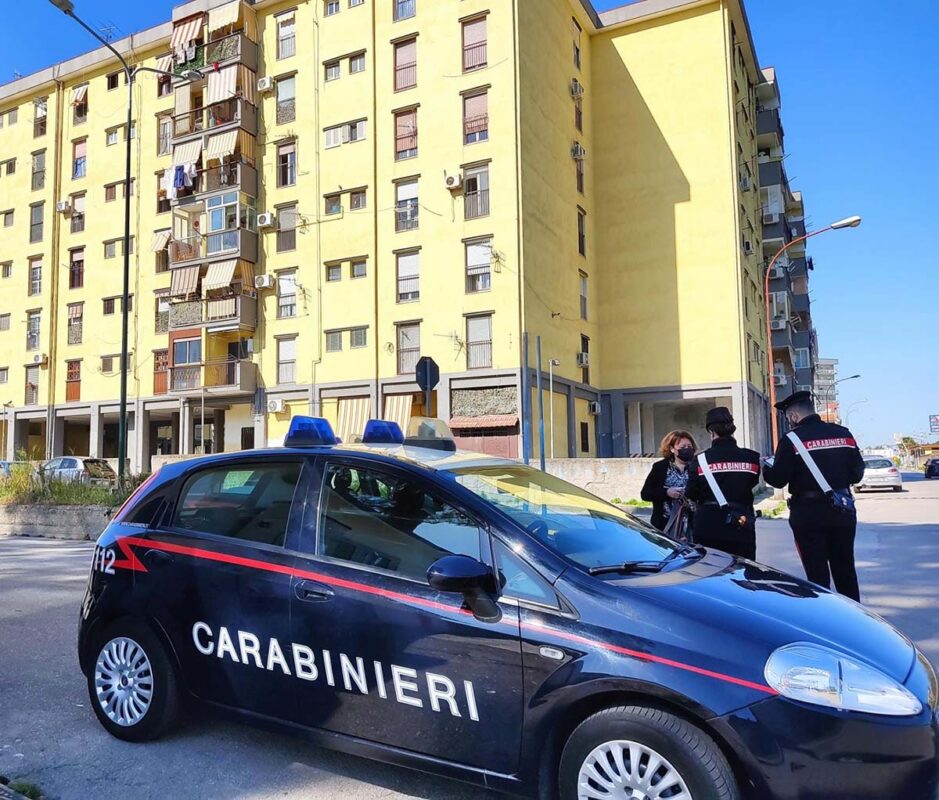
{"left": 79, "top": 416, "right": 938, "bottom": 800}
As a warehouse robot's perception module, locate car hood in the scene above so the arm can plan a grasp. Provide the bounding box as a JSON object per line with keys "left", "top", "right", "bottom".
{"left": 597, "top": 553, "right": 916, "bottom": 683}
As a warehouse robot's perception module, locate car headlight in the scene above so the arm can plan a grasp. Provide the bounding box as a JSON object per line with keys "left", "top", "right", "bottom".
{"left": 765, "top": 643, "right": 923, "bottom": 716}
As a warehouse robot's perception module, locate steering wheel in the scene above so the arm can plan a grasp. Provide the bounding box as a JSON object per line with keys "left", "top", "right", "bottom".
{"left": 526, "top": 519, "right": 550, "bottom": 541}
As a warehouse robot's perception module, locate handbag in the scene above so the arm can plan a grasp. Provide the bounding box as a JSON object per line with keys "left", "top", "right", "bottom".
{"left": 786, "top": 431, "right": 856, "bottom": 514}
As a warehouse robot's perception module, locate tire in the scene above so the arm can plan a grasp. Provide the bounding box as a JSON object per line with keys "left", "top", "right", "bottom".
{"left": 559, "top": 705, "right": 739, "bottom": 800}
{"left": 893, "top": 486, "right": 902, "bottom": 492}
{"left": 86, "top": 618, "right": 180, "bottom": 742}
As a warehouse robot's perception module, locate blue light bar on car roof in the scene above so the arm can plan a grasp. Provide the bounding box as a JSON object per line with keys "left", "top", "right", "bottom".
{"left": 362, "top": 419, "right": 405, "bottom": 445}
{"left": 284, "top": 416, "right": 338, "bottom": 447}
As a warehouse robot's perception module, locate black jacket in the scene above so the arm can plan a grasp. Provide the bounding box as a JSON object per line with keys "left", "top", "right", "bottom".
{"left": 686, "top": 437, "right": 760, "bottom": 509}
{"left": 641, "top": 458, "right": 688, "bottom": 531}
{"left": 763, "top": 414, "right": 866, "bottom": 498}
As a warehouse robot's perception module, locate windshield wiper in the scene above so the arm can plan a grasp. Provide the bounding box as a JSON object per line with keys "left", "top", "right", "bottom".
{"left": 660, "top": 543, "right": 707, "bottom": 566}
{"left": 588, "top": 561, "right": 666, "bottom": 576}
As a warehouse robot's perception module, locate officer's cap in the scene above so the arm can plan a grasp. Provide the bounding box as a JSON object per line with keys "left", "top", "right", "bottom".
{"left": 774, "top": 390, "right": 813, "bottom": 412}
{"left": 705, "top": 406, "right": 734, "bottom": 430}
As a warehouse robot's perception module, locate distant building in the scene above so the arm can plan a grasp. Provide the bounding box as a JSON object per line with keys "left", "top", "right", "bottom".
{"left": 815, "top": 358, "right": 839, "bottom": 422}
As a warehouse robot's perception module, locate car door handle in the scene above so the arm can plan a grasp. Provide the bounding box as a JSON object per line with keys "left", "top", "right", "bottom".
{"left": 294, "top": 580, "right": 334, "bottom": 602}
{"left": 143, "top": 549, "right": 174, "bottom": 568}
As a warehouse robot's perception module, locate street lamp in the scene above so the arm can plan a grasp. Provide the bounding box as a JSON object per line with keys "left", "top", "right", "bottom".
{"left": 548, "top": 359, "right": 560, "bottom": 459}
{"left": 822, "top": 373, "right": 861, "bottom": 422}
{"left": 764, "top": 216, "right": 862, "bottom": 449}
{"left": 49, "top": 0, "right": 203, "bottom": 487}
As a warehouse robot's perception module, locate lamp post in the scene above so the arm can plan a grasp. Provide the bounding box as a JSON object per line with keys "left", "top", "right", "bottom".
{"left": 822, "top": 373, "right": 861, "bottom": 423}
{"left": 548, "top": 359, "right": 560, "bottom": 459}
{"left": 49, "top": 0, "right": 202, "bottom": 487}
{"left": 764, "top": 215, "right": 861, "bottom": 449}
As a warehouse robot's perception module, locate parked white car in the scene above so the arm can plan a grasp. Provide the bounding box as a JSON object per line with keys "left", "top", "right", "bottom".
{"left": 856, "top": 457, "right": 903, "bottom": 492}
{"left": 39, "top": 457, "right": 117, "bottom": 486}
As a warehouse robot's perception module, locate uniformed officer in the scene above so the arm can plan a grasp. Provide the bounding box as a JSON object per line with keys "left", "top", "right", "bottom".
{"left": 762, "top": 391, "right": 866, "bottom": 601}
{"left": 685, "top": 407, "right": 761, "bottom": 559}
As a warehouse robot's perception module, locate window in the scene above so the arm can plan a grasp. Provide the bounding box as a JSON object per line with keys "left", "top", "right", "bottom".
{"left": 6, "top": 108, "right": 17, "bottom": 126}
{"left": 25, "top": 365, "right": 38, "bottom": 404}
{"left": 155, "top": 231, "right": 170, "bottom": 273}
{"left": 465, "top": 238, "right": 491, "bottom": 293}
{"left": 324, "top": 120, "right": 366, "bottom": 149}
{"left": 575, "top": 157, "right": 584, "bottom": 194}
{"left": 0, "top": 367, "right": 6, "bottom": 384}
{"left": 1, "top": 263, "right": 10, "bottom": 279}
{"left": 2, "top": 159, "right": 14, "bottom": 175}
{"left": 350, "top": 327, "right": 367, "bottom": 348}
{"left": 26, "top": 311, "right": 40, "bottom": 351}
{"left": 67, "top": 303, "right": 83, "bottom": 344}
{"left": 69, "top": 249, "right": 84, "bottom": 289}
{"left": 326, "top": 331, "right": 342, "bottom": 352}
{"left": 276, "top": 76, "right": 296, "bottom": 124}
{"left": 157, "top": 74, "right": 172, "bottom": 97}
{"left": 278, "top": 204, "right": 298, "bottom": 251}
{"left": 396, "top": 323, "right": 419, "bottom": 373}
{"left": 325, "top": 0, "right": 340, "bottom": 15}
{"left": 463, "top": 92, "right": 488, "bottom": 144}
{"left": 320, "top": 463, "right": 482, "bottom": 582}
{"left": 72, "top": 139, "right": 87, "bottom": 179}
{"left": 393, "top": 0, "right": 415, "bottom": 22}
{"left": 350, "top": 189, "right": 367, "bottom": 210}
{"left": 157, "top": 116, "right": 172, "bottom": 156}
{"left": 575, "top": 98, "right": 583, "bottom": 132}
{"left": 350, "top": 52, "right": 366, "bottom": 73}
{"left": 173, "top": 338, "right": 201, "bottom": 366}
{"left": 795, "top": 348, "right": 810, "bottom": 370}
{"left": 173, "top": 463, "right": 302, "bottom": 547}
{"left": 106, "top": 128, "right": 119, "bottom": 146}
{"left": 324, "top": 194, "right": 342, "bottom": 215}
{"left": 31, "top": 151, "right": 46, "bottom": 191}
{"left": 580, "top": 421, "right": 590, "bottom": 453}
{"left": 394, "top": 39, "right": 417, "bottom": 91}
{"left": 394, "top": 108, "right": 417, "bottom": 159}
{"left": 350, "top": 0, "right": 364, "bottom": 6}
{"left": 466, "top": 315, "right": 492, "bottom": 369}
{"left": 2, "top": 210, "right": 12, "bottom": 227}
{"left": 396, "top": 251, "right": 420, "bottom": 302}
{"left": 493, "top": 540, "right": 557, "bottom": 607}
{"left": 464, "top": 164, "right": 489, "bottom": 219}
{"left": 351, "top": 259, "right": 367, "bottom": 278}
{"left": 66, "top": 361, "right": 81, "bottom": 401}
{"left": 579, "top": 271, "right": 588, "bottom": 320}
{"left": 0, "top": 314, "right": 9, "bottom": 331}
{"left": 73, "top": 87, "right": 89, "bottom": 125}
{"left": 105, "top": 184, "right": 118, "bottom": 202}
{"left": 572, "top": 18, "right": 582, "bottom": 69}
{"left": 580, "top": 334, "right": 590, "bottom": 384}
{"left": 577, "top": 207, "right": 586, "bottom": 256}
{"left": 34, "top": 98, "right": 47, "bottom": 138}
{"left": 278, "top": 337, "right": 297, "bottom": 384}
{"left": 325, "top": 60, "right": 340, "bottom": 81}
{"left": 277, "top": 12, "right": 296, "bottom": 59}
{"left": 29, "top": 203, "right": 44, "bottom": 243}
{"left": 278, "top": 271, "right": 297, "bottom": 318}
{"left": 27, "top": 258, "right": 41, "bottom": 296}
{"left": 71, "top": 193, "right": 86, "bottom": 233}
{"left": 277, "top": 141, "right": 297, "bottom": 187}
{"left": 462, "top": 17, "right": 487, "bottom": 73}
{"left": 324, "top": 126, "right": 342, "bottom": 149}
{"left": 107, "top": 72, "right": 120, "bottom": 91}
{"left": 326, "top": 263, "right": 342, "bottom": 282}
{"left": 395, "top": 180, "right": 419, "bottom": 231}
{"left": 103, "top": 298, "right": 116, "bottom": 315}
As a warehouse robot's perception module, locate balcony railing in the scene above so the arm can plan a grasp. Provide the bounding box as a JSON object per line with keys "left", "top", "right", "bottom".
{"left": 467, "top": 340, "right": 492, "bottom": 369}
{"left": 155, "top": 310, "right": 169, "bottom": 334}
{"left": 463, "top": 114, "right": 488, "bottom": 141}
{"left": 170, "top": 359, "right": 256, "bottom": 395}
{"left": 397, "top": 276, "right": 419, "bottom": 302}
{"left": 463, "top": 41, "right": 487, "bottom": 72}
{"left": 397, "top": 347, "right": 420, "bottom": 375}
{"left": 205, "top": 33, "right": 259, "bottom": 73}
{"left": 172, "top": 97, "right": 257, "bottom": 138}
{"left": 464, "top": 188, "right": 489, "bottom": 219}
{"left": 170, "top": 236, "right": 203, "bottom": 264}
{"left": 174, "top": 161, "right": 257, "bottom": 201}
{"left": 67, "top": 321, "right": 83, "bottom": 345}
{"left": 70, "top": 213, "right": 85, "bottom": 233}
{"left": 168, "top": 295, "right": 257, "bottom": 330}
{"left": 395, "top": 62, "right": 417, "bottom": 91}
{"left": 395, "top": 199, "right": 419, "bottom": 231}
{"left": 276, "top": 98, "right": 296, "bottom": 125}
{"left": 757, "top": 107, "right": 782, "bottom": 140}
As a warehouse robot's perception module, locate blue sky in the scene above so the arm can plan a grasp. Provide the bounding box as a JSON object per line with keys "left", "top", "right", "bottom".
{"left": 7, "top": 1, "right": 937, "bottom": 446}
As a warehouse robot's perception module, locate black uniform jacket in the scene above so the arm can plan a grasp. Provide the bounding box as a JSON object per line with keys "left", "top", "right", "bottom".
{"left": 640, "top": 458, "right": 682, "bottom": 531}
{"left": 686, "top": 437, "right": 761, "bottom": 509}
{"left": 762, "top": 414, "right": 866, "bottom": 498}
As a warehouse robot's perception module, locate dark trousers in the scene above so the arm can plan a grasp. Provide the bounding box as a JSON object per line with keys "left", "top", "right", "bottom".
{"left": 789, "top": 501, "right": 860, "bottom": 602}
{"left": 694, "top": 505, "right": 756, "bottom": 560}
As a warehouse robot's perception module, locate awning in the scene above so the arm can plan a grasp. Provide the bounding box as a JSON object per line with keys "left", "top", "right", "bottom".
{"left": 202, "top": 259, "right": 237, "bottom": 291}
{"left": 150, "top": 230, "right": 172, "bottom": 252}
{"left": 337, "top": 397, "right": 372, "bottom": 444}
{"left": 170, "top": 16, "right": 203, "bottom": 50}
{"left": 239, "top": 64, "right": 256, "bottom": 107}
{"left": 156, "top": 54, "right": 173, "bottom": 74}
{"left": 71, "top": 84, "right": 88, "bottom": 106}
{"left": 207, "top": 64, "right": 237, "bottom": 105}
{"left": 207, "top": 0, "right": 239, "bottom": 35}
{"left": 238, "top": 260, "right": 254, "bottom": 284}
{"left": 170, "top": 265, "right": 200, "bottom": 297}
{"left": 172, "top": 139, "right": 203, "bottom": 166}
{"left": 382, "top": 394, "right": 413, "bottom": 433}
{"left": 450, "top": 415, "right": 519, "bottom": 430}
{"left": 204, "top": 129, "right": 237, "bottom": 161}
{"left": 237, "top": 129, "right": 256, "bottom": 164}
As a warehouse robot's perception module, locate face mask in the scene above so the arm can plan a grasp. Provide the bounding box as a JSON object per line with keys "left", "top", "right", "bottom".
{"left": 676, "top": 446, "right": 695, "bottom": 462}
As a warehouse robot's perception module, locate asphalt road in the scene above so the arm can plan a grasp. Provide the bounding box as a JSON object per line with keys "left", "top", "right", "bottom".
{"left": 1, "top": 472, "right": 937, "bottom": 799}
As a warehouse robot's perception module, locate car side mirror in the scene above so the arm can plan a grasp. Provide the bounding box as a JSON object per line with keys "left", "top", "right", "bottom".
{"left": 427, "top": 555, "right": 501, "bottom": 623}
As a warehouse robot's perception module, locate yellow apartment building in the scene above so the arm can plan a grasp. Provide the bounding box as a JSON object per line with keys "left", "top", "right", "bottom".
{"left": 0, "top": 0, "right": 773, "bottom": 473}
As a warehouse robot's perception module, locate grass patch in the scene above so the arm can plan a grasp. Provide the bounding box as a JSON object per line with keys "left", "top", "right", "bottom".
{"left": 611, "top": 497, "right": 652, "bottom": 508}
{"left": 762, "top": 501, "right": 788, "bottom": 519}
{"left": 0, "top": 456, "right": 137, "bottom": 508}
{"left": 9, "top": 781, "right": 43, "bottom": 800}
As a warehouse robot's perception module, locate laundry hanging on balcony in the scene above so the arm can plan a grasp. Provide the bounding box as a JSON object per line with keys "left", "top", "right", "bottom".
{"left": 170, "top": 15, "right": 204, "bottom": 64}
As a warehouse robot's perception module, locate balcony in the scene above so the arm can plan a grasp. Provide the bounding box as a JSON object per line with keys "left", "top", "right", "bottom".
{"left": 169, "top": 228, "right": 258, "bottom": 266}
{"left": 174, "top": 161, "right": 258, "bottom": 204}
{"left": 170, "top": 236, "right": 203, "bottom": 265}
{"left": 464, "top": 189, "right": 489, "bottom": 219}
{"left": 762, "top": 215, "right": 786, "bottom": 243}
{"left": 791, "top": 292, "right": 810, "bottom": 314}
{"left": 789, "top": 219, "right": 806, "bottom": 239}
{"left": 155, "top": 310, "right": 169, "bottom": 334}
{"left": 168, "top": 295, "right": 257, "bottom": 331}
{"left": 172, "top": 97, "right": 257, "bottom": 141}
{"left": 170, "top": 359, "right": 256, "bottom": 396}
{"left": 467, "top": 340, "right": 492, "bottom": 369}
{"left": 758, "top": 159, "right": 789, "bottom": 192}
{"left": 203, "top": 33, "right": 259, "bottom": 74}
{"left": 771, "top": 321, "right": 793, "bottom": 349}
{"left": 756, "top": 107, "right": 783, "bottom": 143}
{"left": 173, "top": 44, "right": 205, "bottom": 78}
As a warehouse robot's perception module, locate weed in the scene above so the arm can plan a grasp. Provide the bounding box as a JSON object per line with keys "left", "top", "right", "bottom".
{"left": 9, "top": 781, "right": 43, "bottom": 800}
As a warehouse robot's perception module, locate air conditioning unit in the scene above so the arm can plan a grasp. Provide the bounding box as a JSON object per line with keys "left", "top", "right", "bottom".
{"left": 254, "top": 274, "right": 275, "bottom": 290}
{"left": 571, "top": 142, "right": 587, "bottom": 160}
{"left": 768, "top": 266, "right": 785, "bottom": 279}
{"left": 445, "top": 172, "right": 463, "bottom": 191}
{"left": 576, "top": 351, "right": 590, "bottom": 368}
{"left": 763, "top": 211, "right": 780, "bottom": 224}
{"left": 33, "top": 353, "right": 48, "bottom": 366}
{"left": 770, "top": 319, "right": 786, "bottom": 330}
{"left": 257, "top": 212, "right": 276, "bottom": 229}
{"left": 739, "top": 176, "right": 752, "bottom": 192}
{"left": 773, "top": 375, "right": 788, "bottom": 387}
{"left": 55, "top": 200, "right": 72, "bottom": 214}
{"left": 743, "top": 241, "right": 754, "bottom": 255}
{"left": 587, "top": 401, "right": 601, "bottom": 416}
{"left": 257, "top": 76, "right": 274, "bottom": 93}
{"left": 570, "top": 79, "right": 585, "bottom": 98}
{"left": 267, "top": 398, "right": 285, "bottom": 414}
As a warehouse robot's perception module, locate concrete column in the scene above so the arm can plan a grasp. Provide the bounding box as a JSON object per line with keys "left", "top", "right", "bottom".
{"left": 12, "top": 418, "right": 29, "bottom": 459}
{"left": 731, "top": 382, "right": 749, "bottom": 449}
{"left": 600, "top": 391, "right": 628, "bottom": 458}
{"left": 3, "top": 410, "right": 14, "bottom": 461}
{"left": 180, "top": 402, "right": 193, "bottom": 454}
{"left": 253, "top": 409, "right": 268, "bottom": 449}
{"left": 641, "top": 403, "right": 656, "bottom": 455}
{"left": 50, "top": 418, "right": 65, "bottom": 457}
{"left": 213, "top": 409, "right": 225, "bottom": 454}
{"left": 89, "top": 406, "right": 103, "bottom": 458}
{"left": 138, "top": 409, "right": 151, "bottom": 474}
{"left": 170, "top": 412, "right": 181, "bottom": 455}
{"left": 436, "top": 377, "right": 452, "bottom": 424}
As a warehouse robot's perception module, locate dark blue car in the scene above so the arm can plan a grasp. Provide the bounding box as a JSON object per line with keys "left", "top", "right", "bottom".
{"left": 79, "top": 418, "right": 938, "bottom": 800}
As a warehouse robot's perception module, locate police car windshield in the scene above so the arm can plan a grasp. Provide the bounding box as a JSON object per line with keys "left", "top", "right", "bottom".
{"left": 449, "top": 466, "right": 680, "bottom": 570}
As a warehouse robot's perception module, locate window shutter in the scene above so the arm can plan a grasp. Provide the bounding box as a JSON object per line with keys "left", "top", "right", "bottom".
{"left": 396, "top": 180, "right": 418, "bottom": 202}
{"left": 395, "top": 39, "right": 416, "bottom": 67}
{"left": 397, "top": 251, "right": 419, "bottom": 277}
{"left": 467, "top": 315, "right": 491, "bottom": 343}
{"left": 464, "top": 92, "right": 487, "bottom": 119}
{"left": 463, "top": 18, "right": 487, "bottom": 46}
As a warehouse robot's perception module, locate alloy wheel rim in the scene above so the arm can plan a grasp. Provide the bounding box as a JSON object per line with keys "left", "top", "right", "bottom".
{"left": 94, "top": 636, "right": 153, "bottom": 727}
{"left": 577, "top": 739, "right": 692, "bottom": 800}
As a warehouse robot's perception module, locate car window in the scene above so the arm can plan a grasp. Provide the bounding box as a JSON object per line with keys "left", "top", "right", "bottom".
{"left": 173, "top": 462, "right": 302, "bottom": 547}
{"left": 319, "top": 463, "right": 482, "bottom": 582}
{"left": 493, "top": 539, "right": 558, "bottom": 608}
{"left": 44, "top": 459, "right": 61, "bottom": 471}
{"left": 64, "top": 458, "right": 79, "bottom": 469}
{"left": 865, "top": 459, "right": 893, "bottom": 470}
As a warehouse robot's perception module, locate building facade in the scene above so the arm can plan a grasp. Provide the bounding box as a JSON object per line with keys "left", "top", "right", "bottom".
{"left": 815, "top": 357, "right": 840, "bottom": 422}
{"left": 0, "top": 0, "right": 784, "bottom": 472}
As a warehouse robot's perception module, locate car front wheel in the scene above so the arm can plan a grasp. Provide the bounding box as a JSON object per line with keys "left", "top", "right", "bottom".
{"left": 87, "top": 619, "right": 180, "bottom": 742}
{"left": 559, "top": 705, "right": 739, "bottom": 800}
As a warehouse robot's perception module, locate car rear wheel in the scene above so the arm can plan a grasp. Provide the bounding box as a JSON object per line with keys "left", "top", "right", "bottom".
{"left": 893, "top": 486, "right": 902, "bottom": 492}
{"left": 87, "top": 619, "right": 180, "bottom": 742}
{"left": 559, "top": 705, "right": 739, "bottom": 800}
